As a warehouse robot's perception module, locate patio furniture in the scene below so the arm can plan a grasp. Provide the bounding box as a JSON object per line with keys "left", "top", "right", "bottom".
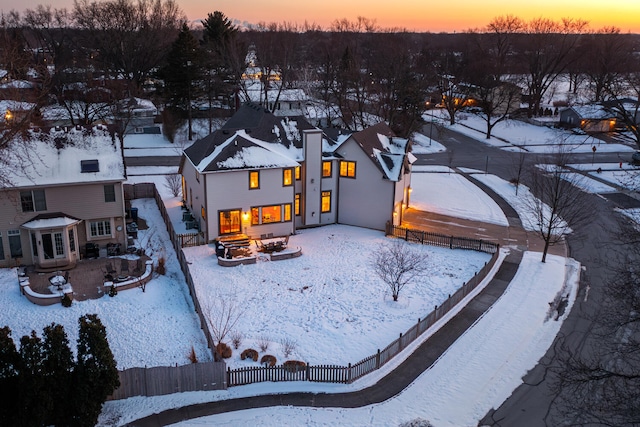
{"left": 49, "top": 274, "right": 66, "bottom": 289}
{"left": 85, "top": 243, "right": 100, "bottom": 259}
{"left": 104, "top": 261, "right": 117, "bottom": 278}
{"left": 132, "top": 259, "right": 144, "bottom": 277}
{"left": 107, "top": 243, "right": 121, "bottom": 256}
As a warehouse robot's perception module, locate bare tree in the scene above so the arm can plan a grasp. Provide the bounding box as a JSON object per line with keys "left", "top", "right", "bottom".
{"left": 510, "top": 150, "right": 528, "bottom": 196}
{"left": 370, "top": 239, "right": 430, "bottom": 302}
{"left": 524, "top": 150, "right": 591, "bottom": 262}
{"left": 163, "top": 173, "right": 181, "bottom": 197}
{"left": 203, "top": 298, "right": 245, "bottom": 360}
{"left": 516, "top": 17, "right": 588, "bottom": 117}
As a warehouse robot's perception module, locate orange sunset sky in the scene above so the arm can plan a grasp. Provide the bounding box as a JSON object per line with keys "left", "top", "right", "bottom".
{"left": 1, "top": 0, "right": 639, "bottom": 33}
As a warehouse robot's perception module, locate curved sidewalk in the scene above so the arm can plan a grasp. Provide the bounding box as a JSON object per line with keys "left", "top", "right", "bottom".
{"left": 128, "top": 174, "right": 553, "bottom": 427}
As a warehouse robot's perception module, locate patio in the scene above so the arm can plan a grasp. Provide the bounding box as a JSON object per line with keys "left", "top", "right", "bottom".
{"left": 24, "top": 254, "right": 152, "bottom": 301}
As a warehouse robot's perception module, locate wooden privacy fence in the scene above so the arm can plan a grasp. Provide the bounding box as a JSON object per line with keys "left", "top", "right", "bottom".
{"left": 123, "top": 183, "right": 216, "bottom": 357}
{"left": 386, "top": 223, "right": 499, "bottom": 254}
{"left": 228, "top": 248, "right": 500, "bottom": 387}
{"left": 108, "top": 361, "right": 226, "bottom": 400}
{"left": 123, "top": 183, "right": 206, "bottom": 248}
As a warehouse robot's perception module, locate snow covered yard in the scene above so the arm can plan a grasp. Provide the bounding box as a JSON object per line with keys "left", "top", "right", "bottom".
{"left": 184, "top": 224, "right": 491, "bottom": 368}
{"left": 425, "top": 110, "right": 635, "bottom": 154}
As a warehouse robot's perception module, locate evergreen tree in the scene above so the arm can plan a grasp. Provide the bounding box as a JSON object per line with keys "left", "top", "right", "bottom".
{"left": 160, "top": 23, "right": 203, "bottom": 140}
{"left": 201, "top": 11, "right": 240, "bottom": 126}
{"left": 41, "top": 323, "right": 74, "bottom": 426}
{"left": 0, "top": 327, "right": 20, "bottom": 425}
{"left": 18, "top": 331, "right": 48, "bottom": 427}
{"left": 70, "top": 314, "right": 119, "bottom": 427}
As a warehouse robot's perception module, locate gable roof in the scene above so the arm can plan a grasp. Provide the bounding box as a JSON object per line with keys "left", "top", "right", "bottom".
{"left": 345, "top": 122, "right": 410, "bottom": 181}
{"left": 184, "top": 103, "right": 319, "bottom": 173}
{"left": 564, "top": 105, "right": 615, "bottom": 120}
{"left": 3, "top": 126, "right": 125, "bottom": 188}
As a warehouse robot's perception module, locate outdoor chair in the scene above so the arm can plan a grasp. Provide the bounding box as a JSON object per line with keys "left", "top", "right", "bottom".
{"left": 132, "top": 259, "right": 144, "bottom": 277}
{"left": 120, "top": 258, "right": 130, "bottom": 275}
{"left": 105, "top": 261, "right": 117, "bottom": 276}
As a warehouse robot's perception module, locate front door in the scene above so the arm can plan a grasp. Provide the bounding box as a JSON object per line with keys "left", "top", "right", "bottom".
{"left": 219, "top": 210, "right": 241, "bottom": 235}
{"left": 41, "top": 232, "right": 65, "bottom": 259}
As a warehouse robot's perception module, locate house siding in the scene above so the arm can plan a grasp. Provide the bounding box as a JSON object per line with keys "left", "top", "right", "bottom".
{"left": 0, "top": 182, "right": 126, "bottom": 267}
{"left": 336, "top": 139, "right": 395, "bottom": 231}
{"left": 303, "top": 129, "right": 323, "bottom": 226}
{"left": 205, "top": 168, "right": 295, "bottom": 241}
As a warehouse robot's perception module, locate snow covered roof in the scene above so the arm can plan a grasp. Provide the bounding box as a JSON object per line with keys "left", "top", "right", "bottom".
{"left": 0, "top": 79, "right": 35, "bottom": 89}
{"left": 21, "top": 213, "right": 82, "bottom": 230}
{"left": 343, "top": 122, "right": 411, "bottom": 181}
{"left": 3, "top": 126, "right": 125, "bottom": 188}
{"left": 197, "top": 130, "right": 300, "bottom": 172}
{"left": 567, "top": 105, "right": 615, "bottom": 119}
{"left": 241, "top": 88, "right": 307, "bottom": 103}
{"left": 184, "top": 103, "right": 319, "bottom": 173}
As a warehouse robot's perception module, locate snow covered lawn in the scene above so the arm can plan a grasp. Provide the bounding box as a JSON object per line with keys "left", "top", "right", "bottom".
{"left": 184, "top": 225, "right": 491, "bottom": 368}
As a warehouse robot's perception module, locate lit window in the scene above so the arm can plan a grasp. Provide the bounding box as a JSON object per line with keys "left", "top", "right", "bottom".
{"left": 104, "top": 184, "right": 116, "bottom": 203}
{"left": 251, "top": 207, "right": 259, "bottom": 225}
{"left": 283, "top": 168, "right": 293, "bottom": 186}
{"left": 322, "top": 161, "right": 332, "bottom": 178}
{"left": 295, "top": 193, "right": 300, "bottom": 216}
{"left": 201, "top": 205, "right": 206, "bottom": 219}
{"left": 89, "top": 220, "right": 112, "bottom": 238}
{"left": 321, "top": 191, "right": 331, "bottom": 213}
{"left": 284, "top": 204, "right": 292, "bottom": 221}
{"left": 195, "top": 170, "right": 200, "bottom": 183}
{"left": 295, "top": 166, "right": 301, "bottom": 180}
{"left": 261, "top": 205, "right": 282, "bottom": 224}
{"left": 339, "top": 161, "right": 356, "bottom": 178}
{"left": 249, "top": 171, "right": 260, "bottom": 189}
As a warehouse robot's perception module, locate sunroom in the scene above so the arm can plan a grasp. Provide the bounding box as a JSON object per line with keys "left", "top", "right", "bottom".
{"left": 21, "top": 213, "right": 81, "bottom": 271}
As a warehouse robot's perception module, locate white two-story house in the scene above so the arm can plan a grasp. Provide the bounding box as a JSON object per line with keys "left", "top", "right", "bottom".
{"left": 0, "top": 126, "right": 127, "bottom": 270}
{"left": 179, "top": 103, "right": 414, "bottom": 243}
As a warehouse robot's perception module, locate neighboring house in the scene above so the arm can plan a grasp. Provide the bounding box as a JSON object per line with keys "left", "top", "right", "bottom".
{"left": 0, "top": 127, "right": 127, "bottom": 270}
{"left": 559, "top": 105, "right": 616, "bottom": 133}
{"left": 117, "top": 97, "right": 161, "bottom": 135}
{"left": 240, "top": 82, "right": 307, "bottom": 117}
{"left": 179, "top": 103, "right": 414, "bottom": 243}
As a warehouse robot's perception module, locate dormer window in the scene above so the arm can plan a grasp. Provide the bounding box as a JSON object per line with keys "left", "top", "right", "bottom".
{"left": 81, "top": 159, "right": 99, "bottom": 173}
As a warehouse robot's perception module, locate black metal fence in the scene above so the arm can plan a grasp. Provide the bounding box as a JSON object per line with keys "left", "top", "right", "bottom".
{"left": 386, "top": 223, "right": 499, "bottom": 254}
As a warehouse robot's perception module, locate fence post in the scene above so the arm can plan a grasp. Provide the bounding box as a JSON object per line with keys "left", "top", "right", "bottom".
{"left": 376, "top": 349, "right": 381, "bottom": 369}
{"left": 398, "top": 332, "right": 403, "bottom": 351}
{"left": 449, "top": 235, "right": 453, "bottom": 249}
{"left": 227, "top": 367, "right": 231, "bottom": 387}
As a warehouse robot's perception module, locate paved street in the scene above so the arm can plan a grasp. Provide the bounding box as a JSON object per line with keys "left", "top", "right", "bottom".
{"left": 417, "top": 123, "right": 636, "bottom": 426}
